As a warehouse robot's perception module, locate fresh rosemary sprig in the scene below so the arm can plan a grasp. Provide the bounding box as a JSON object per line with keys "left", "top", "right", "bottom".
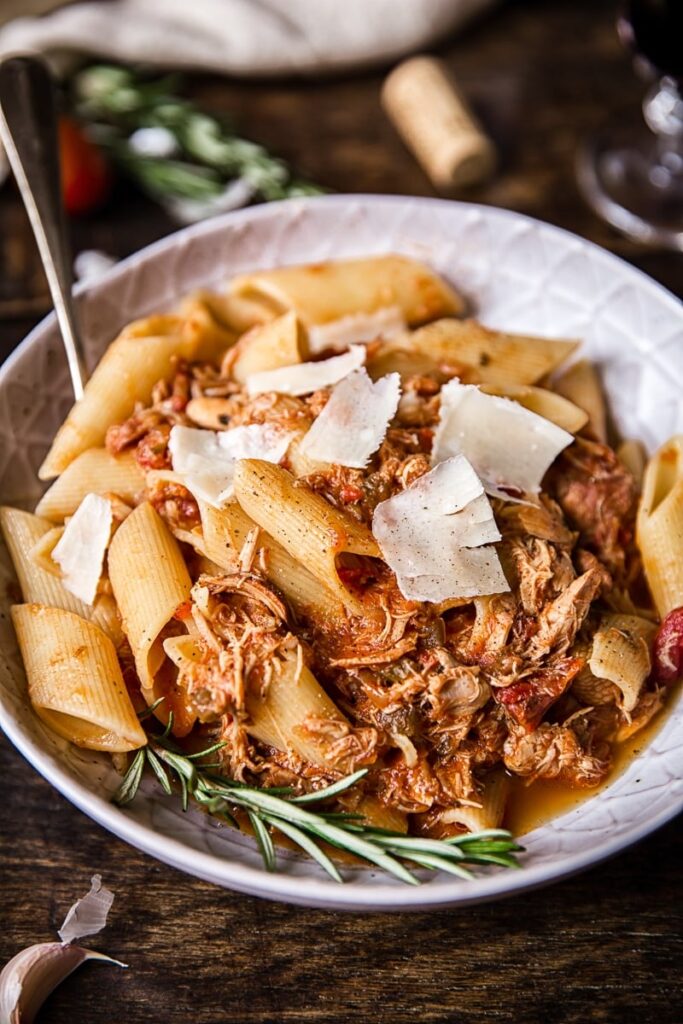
{"left": 113, "top": 714, "right": 523, "bottom": 885}
{"left": 69, "top": 64, "right": 323, "bottom": 220}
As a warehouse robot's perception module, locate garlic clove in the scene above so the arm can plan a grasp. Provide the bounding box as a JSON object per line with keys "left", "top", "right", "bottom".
{"left": 0, "top": 942, "right": 126, "bottom": 1024}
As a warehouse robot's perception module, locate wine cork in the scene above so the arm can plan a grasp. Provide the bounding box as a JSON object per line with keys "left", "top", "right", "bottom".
{"left": 381, "top": 56, "right": 496, "bottom": 190}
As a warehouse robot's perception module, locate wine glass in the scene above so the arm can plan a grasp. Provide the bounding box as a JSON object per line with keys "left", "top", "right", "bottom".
{"left": 577, "top": 0, "right": 683, "bottom": 250}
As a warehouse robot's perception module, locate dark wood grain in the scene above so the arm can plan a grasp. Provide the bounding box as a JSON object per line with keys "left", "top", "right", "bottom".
{"left": 0, "top": 1, "right": 681, "bottom": 1022}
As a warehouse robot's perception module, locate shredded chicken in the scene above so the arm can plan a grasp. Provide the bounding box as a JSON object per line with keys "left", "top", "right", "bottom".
{"left": 526, "top": 569, "right": 603, "bottom": 660}
{"left": 546, "top": 438, "right": 638, "bottom": 578}
{"left": 96, "top": 338, "right": 664, "bottom": 826}
{"left": 504, "top": 721, "right": 610, "bottom": 787}
{"left": 295, "top": 715, "right": 378, "bottom": 774}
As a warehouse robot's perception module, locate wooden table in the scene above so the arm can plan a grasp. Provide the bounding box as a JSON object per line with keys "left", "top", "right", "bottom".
{"left": 1, "top": 2, "right": 681, "bottom": 1021}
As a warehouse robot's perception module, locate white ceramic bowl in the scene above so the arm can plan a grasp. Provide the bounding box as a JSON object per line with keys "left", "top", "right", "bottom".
{"left": 0, "top": 195, "right": 681, "bottom": 911}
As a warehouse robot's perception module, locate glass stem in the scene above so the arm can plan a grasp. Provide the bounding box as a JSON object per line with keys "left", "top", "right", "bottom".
{"left": 643, "top": 76, "right": 683, "bottom": 184}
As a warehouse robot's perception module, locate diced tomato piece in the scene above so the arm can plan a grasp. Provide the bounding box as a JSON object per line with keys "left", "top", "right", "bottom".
{"left": 174, "top": 600, "right": 193, "bottom": 621}
{"left": 339, "top": 483, "right": 363, "bottom": 504}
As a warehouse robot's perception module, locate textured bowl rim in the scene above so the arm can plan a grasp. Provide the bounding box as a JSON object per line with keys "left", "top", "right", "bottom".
{"left": 0, "top": 193, "right": 681, "bottom": 911}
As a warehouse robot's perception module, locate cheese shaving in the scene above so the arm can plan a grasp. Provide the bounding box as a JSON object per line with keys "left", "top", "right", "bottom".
{"left": 299, "top": 369, "right": 401, "bottom": 468}
{"left": 395, "top": 548, "right": 510, "bottom": 603}
{"left": 169, "top": 423, "right": 294, "bottom": 507}
{"left": 245, "top": 344, "right": 366, "bottom": 397}
{"left": 372, "top": 455, "right": 509, "bottom": 602}
{"left": 308, "top": 307, "right": 406, "bottom": 354}
{"left": 52, "top": 493, "right": 113, "bottom": 605}
{"left": 432, "top": 379, "right": 573, "bottom": 498}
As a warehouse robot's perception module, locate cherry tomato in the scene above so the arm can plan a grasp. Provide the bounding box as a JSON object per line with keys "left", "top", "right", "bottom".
{"left": 652, "top": 606, "right": 683, "bottom": 685}
{"left": 58, "top": 116, "right": 112, "bottom": 216}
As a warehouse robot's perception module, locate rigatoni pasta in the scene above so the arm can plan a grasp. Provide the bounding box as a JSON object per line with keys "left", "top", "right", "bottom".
{"left": 36, "top": 448, "right": 144, "bottom": 521}
{"left": 233, "top": 459, "right": 380, "bottom": 616}
{"left": 108, "top": 502, "right": 193, "bottom": 731}
{"left": 11, "top": 604, "right": 146, "bottom": 751}
{"left": 229, "top": 254, "right": 465, "bottom": 326}
{"left": 637, "top": 435, "right": 683, "bottom": 617}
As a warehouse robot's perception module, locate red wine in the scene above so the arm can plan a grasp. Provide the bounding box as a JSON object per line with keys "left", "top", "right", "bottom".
{"left": 619, "top": 1, "right": 683, "bottom": 80}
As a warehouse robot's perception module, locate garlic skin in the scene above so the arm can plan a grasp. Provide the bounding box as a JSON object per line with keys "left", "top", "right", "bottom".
{"left": 0, "top": 876, "right": 124, "bottom": 1023}
{"left": 0, "top": 943, "right": 124, "bottom": 1024}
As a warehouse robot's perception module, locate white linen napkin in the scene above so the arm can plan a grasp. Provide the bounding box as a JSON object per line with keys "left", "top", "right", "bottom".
{"left": 0, "top": 0, "right": 496, "bottom": 77}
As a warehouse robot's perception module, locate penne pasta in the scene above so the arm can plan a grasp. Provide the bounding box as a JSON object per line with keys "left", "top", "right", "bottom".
{"left": 481, "top": 383, "right": 589, "bottom": 434}
{"left": 163, "top": 634, "right": 351, "bottom": 768}
{"left": 0, "top": 507, "right": 115, "bottom": 639}
{"left": 11, "top": 603, "right": 146, "bottom": 751}
{"left": 36, "top": 449, "right": 145, "bottom": 521}
{"left": 90, "top": 592, "right": 125, "bottom": 650}
{"left": 229, "top": 254, "right": 465, "bottom": 326}
{"left": 366, "top": 342, "right": 441, "bottom": 382}
{"left": 401, "top": 319, "right": 579, "bottom": 386}
{"left": 355, "top": 797, "right": 408, "bottom": 833}
{"left": 175, "top": 294, "right": 239, "bottom": 353}
{"left": 28, "top": 526, "right": 64, "bottom": 578}
{"left": 588, "top": 613, "right": 656, "bottom": 713}
{"left": 553, "top": 359, "right": 607, "bottom": 442}
{"left": 286, "top": 428, "right": 333, "bottom": 478}
{"left": 617, "top": 439, "right": 647, "bottom": 487}
{"left": 246, "top": 645, "right": 349, "bottom": 766}
{"left": 637, "top": 435, "right": 683, "bottom": 617}
{"left": 231, "top": 311, "right": 309, "bottom": 383}
{"left": 199, "top": 499, "right": 346, "bottom": 620}
{"left": 233, "top": 459, "right": 380, "bottom": 616}
{"left": 108, "top": 502, "right": 194, "bottom": 733}
{"left": 439, "top": 769, "right": 510, "bottom": 833}
{"left": 39, "top": 312, "right": 232, "bottom": 481}
{"left": 187, "top": 288, "right": 277, "bottom": 335}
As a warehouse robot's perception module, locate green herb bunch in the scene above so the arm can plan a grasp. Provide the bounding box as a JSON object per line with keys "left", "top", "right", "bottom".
{"left": 71, "top": 64, "right": 323, "bottom": 219}
{"left": 115, "top": 706, "right": 523, "bottom": 886}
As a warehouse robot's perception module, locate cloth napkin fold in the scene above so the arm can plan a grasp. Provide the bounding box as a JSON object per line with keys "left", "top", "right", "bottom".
{"left": 0, "top": 0, "right": 496, "bottom": 78}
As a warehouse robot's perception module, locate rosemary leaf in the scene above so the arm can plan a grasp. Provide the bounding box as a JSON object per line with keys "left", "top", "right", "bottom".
{"left": 137, "top": 696, "right": 166, "bottom": 721}
{"left": 145, "top": 747, "right": 172, "bottom": 795}
{"left": 303, "top": 821, "right": 419, "bottom": 887}
{"left": 179, "top": 772, "right": 189, "bottom": 813}
{"left": 456, "top": 840, "right": 526, "bottom": 855}
{"left": 160, "top": 712, "right": 175, "bottom": 741}
{"left": 185, "top": 741, "right": 228, "bottom": 761}
{"left": 397, "top": 850, "right": 474, "bottom": 880}
{"left": 460, "top": 852, "right": 523, "bottom": 869}
{"left": 155, "top": 746, "right": 197, "bottom": 785}
{"left": 366, "top": 835, "right": 467, "bottom": 861}
{"left": 221, "top": 788, "right": 419, "bottom": 885}
{"left": 445, "top": 828, "right": 513, "bottom": 845}
{"left": 248, "top": 812, "right": 276, "bottom": 873}
{"left": 112, "top": 748, "right": 146, "bottom": 805}
{"left": 290, "top": 768, "right": 369, "bottom": 804}
{"left": 261, "top": 814, "right": 343, "bottom": 884}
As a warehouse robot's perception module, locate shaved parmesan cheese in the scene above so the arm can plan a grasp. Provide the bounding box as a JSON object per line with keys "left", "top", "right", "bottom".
{"left": 432, "top": 379, "right": 573, "bottom": 498}
{"left": 396, "top": 548, "right": 509, "bottom": 603}
{"left": 169, "top": 423, "right": 293, "bottom": 507}
{"left": 52, "top": 493, "right": 113, "bottom": 605}
{"left": 308, "top": 307, "right": 406, "bottom": 354}
{"left": 300, "top": 369, "right": 401, "bottom": 468}
{"left": 246, "top": 344, "right": 365, "bottom": 397}
{"left": 372, "top": 455, "right": 509, "bottom": 603}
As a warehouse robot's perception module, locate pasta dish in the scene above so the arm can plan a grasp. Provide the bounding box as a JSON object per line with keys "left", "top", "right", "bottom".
{"left": 2, "top": 254, "right": 681, "bottom": 857}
